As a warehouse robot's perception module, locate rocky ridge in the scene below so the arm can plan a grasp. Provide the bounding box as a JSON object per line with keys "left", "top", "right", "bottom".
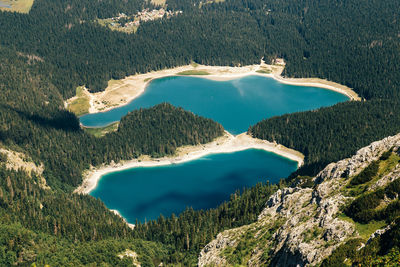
{"left": 0, "top": 148, "right": 49, "bottom": 190}
{"left": 198, "top": 133, "right": 400, "bottom": 266}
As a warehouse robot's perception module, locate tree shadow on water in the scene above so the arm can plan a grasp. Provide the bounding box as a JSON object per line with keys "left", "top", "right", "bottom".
{"left": 131, "top": 190, "right": 228, "bottom": 222}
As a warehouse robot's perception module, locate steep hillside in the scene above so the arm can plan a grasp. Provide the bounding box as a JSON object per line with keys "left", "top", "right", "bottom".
{"left": 199, "top": 133, "right": 400, "bottom": 266}
{"left": 0, "top": 46, "right": 224, "bottom": 266}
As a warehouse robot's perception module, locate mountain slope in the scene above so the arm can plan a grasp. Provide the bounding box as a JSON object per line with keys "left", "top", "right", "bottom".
{"left": 199, "top": 133, "right": 400, "bottom": 266}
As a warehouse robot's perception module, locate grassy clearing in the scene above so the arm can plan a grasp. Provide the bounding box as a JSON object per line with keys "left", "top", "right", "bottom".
{"left": 199, "top": 0, "right": 225, "bottom": 7}
{"left": 346, "top": 184, "right": 368, "bottom": 197}
{"left": 177, "top": 70, "right": 210, "bottom": 75}
{"left": 150, "top": 0, "right": 166, "bottom": 6}
{"left": 345, "top": 152, "right": 400, "bottom": 197}
{"left": 0, "top": 0, "right": 34, "bottom": 13}
{"left": 96, "top": 18, "right": 138, "bottom": 34}
{"left": 378, "top": 152, "right": 400, "bottom": 177}
{"left": 256, "top": 68, "right": 272, "bottom": 74}
{"left": 84, "top": 122, "right": 119, "bottom": 137}
{"left": 355, "top": 220, "right": 387, "bottom": 240}
{"left": 68, "top": 86, "right": 90, "bottom": 116}
{"left": 190, "top": 61, "right": 199, "bottom": 68}
{"left": 338, "top": 213, "right": 386, "bottom": 240}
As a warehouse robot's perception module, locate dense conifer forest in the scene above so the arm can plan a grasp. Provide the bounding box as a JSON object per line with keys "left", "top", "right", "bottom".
{"left": 0, "top": 165, "right": 169, "bottom": 266}
{"left": 249, "top": 100, "right": 400, "bottom": 177}
{"left": 1, "top": 0, "right": 400, "bottom": 265}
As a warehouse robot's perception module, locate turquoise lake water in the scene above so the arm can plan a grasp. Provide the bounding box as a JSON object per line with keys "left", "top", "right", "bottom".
{"left": 80, "top": 75, "right": 349, "bottom": 134}
{"left": 86, "top": 75, "right": 349, "bottom": 223}
{"left": 90, "top": 149, "right": 298, "bottom": 222}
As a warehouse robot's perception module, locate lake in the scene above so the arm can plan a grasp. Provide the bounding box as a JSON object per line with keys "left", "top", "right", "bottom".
{"left": 80, "top": 75, "right": 349, "bottom": 134}
{"left": 90, "top": 149, "right": 298, "bottom": 222}
{"left": 84, "top": 75, "right": 349, "bottom": 223}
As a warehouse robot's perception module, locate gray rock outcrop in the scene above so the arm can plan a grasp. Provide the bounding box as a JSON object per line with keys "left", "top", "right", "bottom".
{"left": 198, "top": 133, "right": 400, "bottom": 266}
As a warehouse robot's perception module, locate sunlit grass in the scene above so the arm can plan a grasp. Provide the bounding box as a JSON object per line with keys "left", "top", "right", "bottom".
{"left": 0, "top": 0, "right": 34, "bottom": 13}
{"left": 177, "top": 70, "right": 210, "bottom": 75}
{"left": 338, "top": 213, "right": 386, "bottom": 240}
{"left": 68, "top": 86, "right": 90, "bottom": 117}
{"left": 84, "top": 122, "right": 119, "bottom": 137}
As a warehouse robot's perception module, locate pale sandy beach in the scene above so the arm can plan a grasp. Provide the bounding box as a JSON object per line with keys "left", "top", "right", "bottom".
{"left": 74, "top": 131, "right": 304, "bottom": 195}
{"left": 271, "top": 74, "right": 361, "bottom": 101}
{"left": 67, "top": 60, "right": 360, "bottom": 114}
{"left": 111, "top": 209, "right": 135, "bottom": 229}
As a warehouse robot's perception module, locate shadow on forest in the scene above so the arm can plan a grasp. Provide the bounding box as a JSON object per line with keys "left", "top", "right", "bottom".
{"left": 2, "top": 104, "right": 81, "bottom": 132}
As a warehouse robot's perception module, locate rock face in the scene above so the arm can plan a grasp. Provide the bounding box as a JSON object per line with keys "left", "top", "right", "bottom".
{"left": 0, "top": 148, "right": 48, "bottom": 189}
{"left": 198, "top": 133, "right": 400, "bottom": 266}
{"left": 200, "top": 234, "right": 236, "bottom": 266}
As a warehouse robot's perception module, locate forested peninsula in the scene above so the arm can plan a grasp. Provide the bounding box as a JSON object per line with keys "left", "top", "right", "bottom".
{"left": 1, "top": 0, "right": 400, "bottom": 265}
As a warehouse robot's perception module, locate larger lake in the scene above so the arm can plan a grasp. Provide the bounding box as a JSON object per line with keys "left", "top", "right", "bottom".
{"left": 80, "top": 75, "right": 349, "bottom": 134}
{"left": 90, "top": 149, "right": 298, "bottom": 223}
{"left": 84, "top": 75, "right": 349, "bottom": 223}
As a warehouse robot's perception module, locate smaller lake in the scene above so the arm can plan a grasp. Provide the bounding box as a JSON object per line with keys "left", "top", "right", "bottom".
{"left": 90, "top": 149, "right": 298, "bottom": 223}
{"left": 80, "top": 75, "right": 349, "bottom": 134}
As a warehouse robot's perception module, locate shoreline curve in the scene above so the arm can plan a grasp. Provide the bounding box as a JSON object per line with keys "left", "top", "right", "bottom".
{"left": 70, "top": 60, "right": 355, "bottom": 227}
{"left": 74, "top": 131, "right": 304, "bottom": 195}
{"left": 68, "top": 61, "right": 360, "bottom": 116}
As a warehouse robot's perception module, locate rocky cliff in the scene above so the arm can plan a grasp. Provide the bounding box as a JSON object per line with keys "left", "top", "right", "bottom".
{"left": 198, "top": 133, "right": 400, "bottom": 266}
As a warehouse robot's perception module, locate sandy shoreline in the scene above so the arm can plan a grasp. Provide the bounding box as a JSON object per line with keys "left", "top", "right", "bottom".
{"left": 70, "top": 60, "right": 355, "bottom": 227}
{"left": 111, "top": 209, "right": 135, "bottom": 229}
{"left": 270, "top": 74, "right": 361, "bottom": 101}
{"left": 68, "top": 60, "right": 360, "bottom": 114}
{"left": 74, "top": 131, "right": 304, "bottom": 195}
